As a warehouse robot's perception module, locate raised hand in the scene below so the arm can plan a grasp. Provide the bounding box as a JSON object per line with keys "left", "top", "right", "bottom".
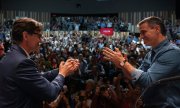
{"left": 59, "top": 59, "right": 80, "bottom": 77}
{"left": 102, "top": 47, "right": 125, "bottom": 68}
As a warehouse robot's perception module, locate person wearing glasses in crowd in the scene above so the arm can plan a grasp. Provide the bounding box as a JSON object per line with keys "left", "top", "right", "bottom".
{"left": 103, "top": 16, "right": 180, "bottom": 108}
{"left": 0, "top": 17, "right": 80, "bottom": 108}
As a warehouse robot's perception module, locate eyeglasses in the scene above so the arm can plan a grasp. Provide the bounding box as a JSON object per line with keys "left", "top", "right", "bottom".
{"left": 33, "top": 33, "right": 43, "bottom": 39}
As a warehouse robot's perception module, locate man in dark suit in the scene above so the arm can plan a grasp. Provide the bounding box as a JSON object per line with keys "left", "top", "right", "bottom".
{"left": 0, "top": 17, "right": 80, "bottom": 108}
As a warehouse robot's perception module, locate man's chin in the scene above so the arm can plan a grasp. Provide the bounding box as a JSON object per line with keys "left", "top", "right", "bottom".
{"left": 144, "top": 41, "right": 149, "bottom": 46}
{"left": 33, "top": 47, "right": 40, "bottom": 53}
{"left": 35, "top": 49, "right": 40, "bottom": 53}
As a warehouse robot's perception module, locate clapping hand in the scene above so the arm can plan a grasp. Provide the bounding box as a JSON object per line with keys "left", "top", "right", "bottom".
{"left": 102, "top": 47, "right": 125, "bottom": 68}
{"left": 59, "top": 59, "right": 80, "bottom": 77}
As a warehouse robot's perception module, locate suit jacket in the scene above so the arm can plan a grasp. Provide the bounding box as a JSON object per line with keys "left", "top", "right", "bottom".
{"left": 0, "top": 45, "right": 64, "bottom": 108}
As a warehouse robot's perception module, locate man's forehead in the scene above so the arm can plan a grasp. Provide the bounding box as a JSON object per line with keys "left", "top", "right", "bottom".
{"left": 139, "top": 23, "right": 150, "bottom": 30}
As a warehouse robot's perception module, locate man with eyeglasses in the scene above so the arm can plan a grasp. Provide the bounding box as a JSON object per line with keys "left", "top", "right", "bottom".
{"left": 0, "top": 17, "right": 80, "bottom": 108}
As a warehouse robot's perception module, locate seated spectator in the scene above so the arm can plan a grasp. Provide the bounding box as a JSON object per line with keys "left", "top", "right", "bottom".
{"left": 91, "top": 85, "right": 121, "bottom": 108}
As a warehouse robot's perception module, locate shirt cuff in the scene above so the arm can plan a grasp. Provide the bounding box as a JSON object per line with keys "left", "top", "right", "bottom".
{"left": 58, "top": 74, "right": 65, "bottom": 79}
{"left": 131, "top": 69, "right": 143, "bottom": 81}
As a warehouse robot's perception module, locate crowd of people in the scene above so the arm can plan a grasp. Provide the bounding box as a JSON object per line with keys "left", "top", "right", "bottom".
{"left": 50, "top": 16, "right": 129, "bottom": 32}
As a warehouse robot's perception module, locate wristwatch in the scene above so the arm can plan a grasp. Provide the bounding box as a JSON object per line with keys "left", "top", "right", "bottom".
{"left": 120, "top": 59, "right": 127, "bottom": 67}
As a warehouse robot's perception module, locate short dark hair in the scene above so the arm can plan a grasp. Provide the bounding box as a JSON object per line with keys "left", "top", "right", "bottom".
{"left": 11, "top": 17, "right": 43, "bottom": 44}
{"left": 137, "top": 16, "right": 166, "bottom": 36}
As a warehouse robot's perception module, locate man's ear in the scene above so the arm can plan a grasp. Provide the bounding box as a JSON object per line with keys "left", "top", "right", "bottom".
{"left": 155, "top": 25, "right": 161, "bottom": 33}
{"left": 22, "top": 31, "right": 28, "bottom": 41}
